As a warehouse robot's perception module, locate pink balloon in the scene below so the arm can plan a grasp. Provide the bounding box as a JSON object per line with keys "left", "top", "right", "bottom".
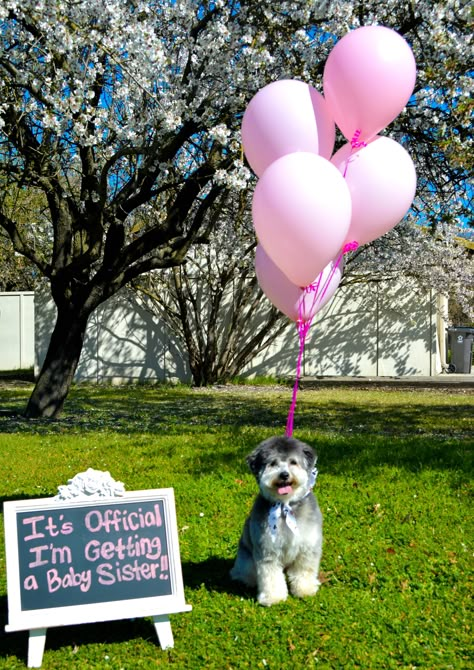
{"left": 242, "top": 79, "right": 336, "bottom": 176}
{"left": 255, "top": 244, "right": 344, "bottom": 322}
{"left": 323, "top": 26, "right": 416, "bottom": 143}
{"left": 252, "top": 152, "right": 352, "bottom": 287}
{"left": 331, "top": 136, "right": 417, "bottom": 245}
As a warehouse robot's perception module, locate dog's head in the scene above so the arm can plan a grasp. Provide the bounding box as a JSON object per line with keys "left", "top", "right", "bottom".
{"left": 247, "top": 436, "right": 317, "bottom": 504}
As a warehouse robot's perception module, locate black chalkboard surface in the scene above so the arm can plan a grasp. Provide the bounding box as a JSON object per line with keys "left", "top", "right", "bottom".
{"left": 16, "top": 498, "right": 171, "bottom": 610}
{"left": 4, "top": 489, "right": 190, "bottom": 635}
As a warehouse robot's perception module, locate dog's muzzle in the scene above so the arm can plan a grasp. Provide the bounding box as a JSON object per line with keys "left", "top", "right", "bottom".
{"left": 275, "top": 471, "right": 294, "bottom": 495}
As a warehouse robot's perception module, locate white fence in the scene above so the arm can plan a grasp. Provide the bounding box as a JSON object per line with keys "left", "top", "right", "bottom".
{"left": 0, "top": 292, "right": 35, "bottom": 371}
{"left": 34, "top": 281, "right": 441, "bottom": 383}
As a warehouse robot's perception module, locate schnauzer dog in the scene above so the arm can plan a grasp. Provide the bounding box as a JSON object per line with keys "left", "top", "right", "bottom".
{"left": 230, "top": 435, "right": 323, "bottom": 606}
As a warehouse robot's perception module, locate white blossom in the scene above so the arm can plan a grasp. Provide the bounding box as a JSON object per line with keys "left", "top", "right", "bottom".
{"left": 209, "top": 124, "right": 231, "bottom": 145}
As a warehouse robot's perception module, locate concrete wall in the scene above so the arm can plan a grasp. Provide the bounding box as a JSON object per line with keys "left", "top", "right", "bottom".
{"left": 35, "top": 289, "right": 189, "bottom": 382}
{"left": 243, "top": 281, "right": 439, "bottom": 379}
{"left": 34, "top": 280, "right": 439, "bottom": 382}
{"left": 0, "top": 292, "right": 35, "bottom": 370}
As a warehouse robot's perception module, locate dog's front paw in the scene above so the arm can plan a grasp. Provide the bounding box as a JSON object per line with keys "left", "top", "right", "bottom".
{"left": 289, "top": 575, "right": 321, "bottom": 599}
{"left": 256, "top": 564, "right": 288, "bottom": 606}
{"left": 257, "top": 589, "right": 288, "bottom": 607}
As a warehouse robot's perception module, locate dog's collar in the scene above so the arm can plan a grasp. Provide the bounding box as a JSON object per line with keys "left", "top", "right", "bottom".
{"left": 269, "top": 467, "right": 318, "bottom": 541}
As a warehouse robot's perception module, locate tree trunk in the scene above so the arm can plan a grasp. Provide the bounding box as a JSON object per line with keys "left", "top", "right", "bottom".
{"left": 24, "top": 305, "right": 90, "bottom": 419}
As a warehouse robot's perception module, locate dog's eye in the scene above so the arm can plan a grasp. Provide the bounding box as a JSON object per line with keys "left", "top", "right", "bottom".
{"left": 289, "top": 459, "right": 298, "bottom": 466}
{"left": 270, "top": 460, "right": 278, "bottom": 467}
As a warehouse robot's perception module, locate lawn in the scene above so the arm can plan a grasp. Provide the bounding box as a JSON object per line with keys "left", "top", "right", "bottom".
{"left": 0, "top": 383, "right": 472, "bottom": 669}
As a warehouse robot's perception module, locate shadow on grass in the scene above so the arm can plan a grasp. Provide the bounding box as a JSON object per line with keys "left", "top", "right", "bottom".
{"left": 0, "top": 559, "right": 243, "bottom": 664}
{"left": 189, "top": 435, "right": 473, "bottom": 481}
{"left": 0, "top": 387, "right": 472, "bottom": 478}
{"left": 0, "top": 598, "right": 29, "bottom": 666}
{"left": 0, "top": 390, "right": 472, "bottom": 433}
{"left": 182, "top": 557, "right": 244, "bottom": 595}
{"left": 0, "top": 493, "right": 57, "bottom": 508}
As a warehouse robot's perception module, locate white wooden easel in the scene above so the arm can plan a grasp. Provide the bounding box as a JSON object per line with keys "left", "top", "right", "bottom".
{"left": 27, "top": 628, "right": 47, "bottom": 668}
{"left": 4, "top": 487, "right": 192, "bottom": 668}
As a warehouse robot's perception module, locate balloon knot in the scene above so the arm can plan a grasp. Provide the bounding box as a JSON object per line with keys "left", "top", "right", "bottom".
{"left": 296, "top": 318, "right": 311, "bottom": 336}
{"left": 351, "top": 129, "right": 367, "bottom": 149}
{"left": 343, "top": 241, "right": 359, "bottom": 253}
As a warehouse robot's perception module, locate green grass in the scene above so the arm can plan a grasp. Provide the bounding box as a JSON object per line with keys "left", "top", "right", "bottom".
{"left": 0, "top": 384, "right": 472, "bottom": 669}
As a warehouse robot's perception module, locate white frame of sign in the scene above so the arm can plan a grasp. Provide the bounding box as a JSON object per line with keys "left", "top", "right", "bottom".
{"left": 3, "top": 488, "right": 191, "bottom": 668}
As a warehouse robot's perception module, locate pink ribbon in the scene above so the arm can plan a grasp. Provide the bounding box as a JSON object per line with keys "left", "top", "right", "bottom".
{"left": 285, "top": 241, "right": 359, "bottom": 437}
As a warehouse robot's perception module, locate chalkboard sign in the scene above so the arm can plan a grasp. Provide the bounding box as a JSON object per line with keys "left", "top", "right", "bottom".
{"left": 3, "top": 489, "right": 191, "bottom": 656}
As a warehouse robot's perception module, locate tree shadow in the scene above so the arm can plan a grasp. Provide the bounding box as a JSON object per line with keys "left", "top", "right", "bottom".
{"left": 35, "top": 279, "right": 442, "bottom": 390}
{"left": 0, "top": 385, "right": 472, "bottom": 479}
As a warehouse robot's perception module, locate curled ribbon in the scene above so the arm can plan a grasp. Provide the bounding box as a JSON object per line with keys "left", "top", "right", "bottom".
{"left": 343, "top": 129, "right": 368, "bottom": 177}
{"left": 350, "top": 129, "right": 367, "bottom": 149}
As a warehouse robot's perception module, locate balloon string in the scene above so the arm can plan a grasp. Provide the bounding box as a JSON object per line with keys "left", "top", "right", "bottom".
{"left": 285, "top": 241, "right": 359, "bottom": 437}
{"left": 343, "top": 129, "right": 368, "bottom": 177}
{"left": 286, "top": 125, "right": 365, "bottom": 435}
{"left": 285, "top": 315, "right": 311, "bottom": 438}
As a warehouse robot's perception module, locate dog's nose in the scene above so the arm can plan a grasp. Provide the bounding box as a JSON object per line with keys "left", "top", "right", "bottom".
{"left": 279, "top": 471, "right": 290, "bottom": 481}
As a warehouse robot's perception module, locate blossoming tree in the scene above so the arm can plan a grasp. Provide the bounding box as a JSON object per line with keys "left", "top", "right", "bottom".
{"left": 133, "top": 0, "right": 472, "bottom": 386}
{"left": 0, "top": 0, "right": 333, "bottom": 416}
{"left": 0, "top": 0, "right": 471, "bottom": 414}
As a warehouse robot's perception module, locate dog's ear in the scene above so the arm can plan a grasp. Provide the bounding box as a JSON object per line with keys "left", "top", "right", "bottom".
{"left": 246, "top": 444, "right": 265, "bottom": 477}
{"left": 302, "top": 445, "right": 317, "bottom": 470}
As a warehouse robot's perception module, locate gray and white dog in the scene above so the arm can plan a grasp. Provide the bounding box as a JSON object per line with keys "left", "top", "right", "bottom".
{"left": 230, "top": 435, "right": 323, "bottom": 606}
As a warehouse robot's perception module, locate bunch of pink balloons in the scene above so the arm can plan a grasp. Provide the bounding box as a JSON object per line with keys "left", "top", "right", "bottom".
{"left": 243, "top": 26, "right": 417, "bottom": 323}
